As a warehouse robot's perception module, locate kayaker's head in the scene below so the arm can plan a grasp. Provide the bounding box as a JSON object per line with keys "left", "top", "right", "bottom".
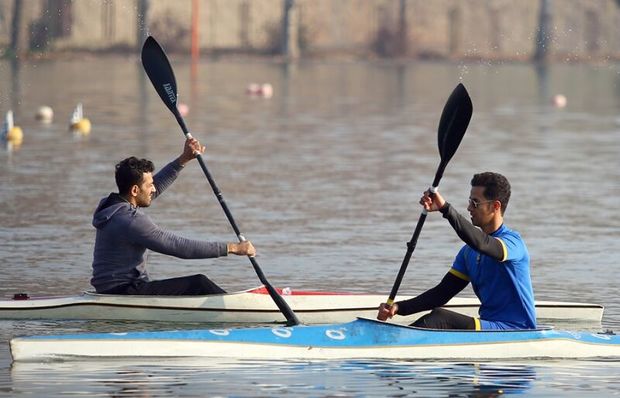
{"left": 467, "top": 172, "right": 511, "bottom": 233}
{"left": 115, "top": 157, "right": 156, "bottom": 207}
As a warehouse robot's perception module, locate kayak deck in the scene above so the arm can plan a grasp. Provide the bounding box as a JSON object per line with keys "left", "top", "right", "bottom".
{"left": 0, "top": 286, "right": 604, "bottom": 324}
{"left": 10, "top": 318, "right": 620, "bottom": 362}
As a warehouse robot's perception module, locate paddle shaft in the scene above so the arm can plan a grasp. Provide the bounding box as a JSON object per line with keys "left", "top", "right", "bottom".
{"left": 141, "top": 36, "right": 300, "bottom": 326}
{"left": 173, "top": 114, "right": 301, "bottom": 326}
{"left": 387, "top": 161, "right": 448, "bottom": 306}
{"left": 387, "top": 213, "right": 425, "bottom": 306}
{"left": 384, "top": 84, "right": 472, "bottom": 310}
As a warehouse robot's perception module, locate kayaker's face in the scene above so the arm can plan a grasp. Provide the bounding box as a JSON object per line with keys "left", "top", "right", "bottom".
{"left": 467, "top": 186, "right": 497, "bottom": 228}
{"left": 135, "top": 172, "right": 155, "bottom": 207}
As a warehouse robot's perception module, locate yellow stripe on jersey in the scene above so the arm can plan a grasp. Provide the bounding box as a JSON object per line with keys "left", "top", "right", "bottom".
{"left": 449, "top": 268, "right": 470, "bottom": 281}
{"left": 496, "top": 237, "right": 508, "bottom": 262}
{"left": 474, "top": 317, "right": 481, "bottom": 331}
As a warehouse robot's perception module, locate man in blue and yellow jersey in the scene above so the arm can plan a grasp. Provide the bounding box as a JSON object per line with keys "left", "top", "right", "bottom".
{"left": 378, "top": 172, "right": 536, "bottom": 330}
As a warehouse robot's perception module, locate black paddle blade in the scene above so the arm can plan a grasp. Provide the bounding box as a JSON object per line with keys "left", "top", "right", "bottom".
{"left": 432, "top": 83, "right": 473, "bottom": 187}
{"left": 141, "top": 36, "right": 180, "bottom": 116}
{"left": 383, "top": 84, "right": 473, "bottom": 309}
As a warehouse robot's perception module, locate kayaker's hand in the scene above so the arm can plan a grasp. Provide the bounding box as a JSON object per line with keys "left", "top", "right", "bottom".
{"left": 420, "top": 189, "right": 446, "bottom": 212}
{"left": 377, "top": 302, "right": 398, "bottom": 321}
{"left": 227, "top": 241, "right": 256, "bottom": 257}
{"left": 178, "top": 137, "right": 206, "bottom": 166}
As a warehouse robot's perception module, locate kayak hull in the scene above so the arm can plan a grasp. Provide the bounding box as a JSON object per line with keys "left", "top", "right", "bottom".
{"left": 10, "top": 318, "right": 620, "bottom": 362}
{"left": 0, "top": 287, "right": 604, "bottom": 324}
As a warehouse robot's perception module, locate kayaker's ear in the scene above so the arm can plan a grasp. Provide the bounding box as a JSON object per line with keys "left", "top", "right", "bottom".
{"left": 492, "top": 200, "right": 502, "bottom": 214}
{"left": 129, "top": 184, "right": 140, "bottom": 197}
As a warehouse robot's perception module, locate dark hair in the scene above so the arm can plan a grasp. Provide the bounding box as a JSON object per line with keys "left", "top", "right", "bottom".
{"left": 115, "top": 157, "right": 154, "bottom": 195}
{"left": 471, "top": 172, "right": 511, "bottom": 214}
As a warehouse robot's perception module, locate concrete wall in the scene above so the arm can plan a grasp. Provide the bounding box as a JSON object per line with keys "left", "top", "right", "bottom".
{"left": 1, "top": 0, "right": 619, "bottom": 60}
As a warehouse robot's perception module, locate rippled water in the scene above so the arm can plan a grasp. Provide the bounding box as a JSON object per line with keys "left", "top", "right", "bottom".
{"left": 5, "top": 358, "right": 620, "bottom": 397}
{"left": 0, "top": 57, "right": 619, "bottom": 396}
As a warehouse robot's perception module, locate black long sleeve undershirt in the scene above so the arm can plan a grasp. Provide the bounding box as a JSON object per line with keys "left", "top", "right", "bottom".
{"left": 439, "top": 202, "right": 504, "bottom": 261}
{"left": 396, "top": 272, "right": 469, "bottom": 316}
{"left": 395, "top": 203, "right": 505, "bottom": 317}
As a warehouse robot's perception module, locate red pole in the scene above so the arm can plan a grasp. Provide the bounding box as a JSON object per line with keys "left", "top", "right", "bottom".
{"left": 191, "top": 0, "right": 199, "bottom": 62}
{"left": 190, "top": 0, "right": 200, "bottom": 105}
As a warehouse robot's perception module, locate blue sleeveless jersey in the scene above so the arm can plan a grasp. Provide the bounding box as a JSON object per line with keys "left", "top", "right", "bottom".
{"left": 450, "top": 224, "right": 536, "bottom": 330}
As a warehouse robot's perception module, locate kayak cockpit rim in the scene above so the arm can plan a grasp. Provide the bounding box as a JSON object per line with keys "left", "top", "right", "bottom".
{"left": 361, "top": 317, "right": 556, "bottom": 332}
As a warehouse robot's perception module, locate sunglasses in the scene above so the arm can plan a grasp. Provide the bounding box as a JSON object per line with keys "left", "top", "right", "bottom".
{"left": 468, "top": 198, "right": 495, "bottom": 209}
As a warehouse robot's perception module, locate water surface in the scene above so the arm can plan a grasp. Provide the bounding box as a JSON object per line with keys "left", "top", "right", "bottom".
{"left": 0, "top": 57, "right": 619, "bottom": 396}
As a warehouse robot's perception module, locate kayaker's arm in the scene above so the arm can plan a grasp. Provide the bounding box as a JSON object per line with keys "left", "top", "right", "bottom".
{"left": 395, "top": 272, "right": 469, "bottom": 316}
{"left": 140, "top": 225, "right": 229, "bottom": 259}
{"left": 151, "top": 159, "right": 184, "bottom": 200}
{"left": 439, "top": 202, "right": 504, "bottom": 261}
{"left": 128, "top": 215, "right": 256, "bottom": 258}
{"left": 152, "top": 137, "right": 206, "bottom": 199}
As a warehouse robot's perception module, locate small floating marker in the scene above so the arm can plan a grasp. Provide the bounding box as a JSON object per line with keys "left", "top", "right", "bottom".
{"left": 552, "top": 94, "right": 567, "bottom": 108}
{"left": 246, "top": 83, "right": 261, "bottom": 96}
{"left": 69, "top": 103, "right": 91, "bottom": 136}
{"left": 35, "top": 105, "right": 54, "bottom": 123}
{"left": 177, "top": 102, "right": 189, "bottom": 117}
{"left": 260, "top": 83, "right": 273, "bottom": 99}
{"left": 246, "top": 83, "right": 273, "bottom": 98}
{"left": 2, "top": 110, "right": 24, "bottom": 149}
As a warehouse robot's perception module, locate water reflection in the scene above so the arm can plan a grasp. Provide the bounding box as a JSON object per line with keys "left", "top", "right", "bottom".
{"left": 277, "top": 62, "right": 294, "bottom": 116}
{"left": 10, "top": 359, "right": 535, "bottom": 397}
{"left": 9, "top": 59, "right": 21, "bottom": 112}
{"left": 534, "top": 62, "right": 550, "bottom": 109}
{"left": 366, "top": 361, "right": 535, "bottom": 396}
{"left": 10, "top": 358, "right": 620, "bottom": 396}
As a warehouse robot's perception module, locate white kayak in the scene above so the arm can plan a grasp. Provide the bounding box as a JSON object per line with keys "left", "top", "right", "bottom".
{"left": 0, "top": 286, "right": 603, "bottom": 324}
{"left": 10, "top": 317, "right": 620, "bottom": 362}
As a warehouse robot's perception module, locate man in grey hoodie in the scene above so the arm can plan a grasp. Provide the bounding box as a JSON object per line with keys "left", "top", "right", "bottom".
{"left": 91, "top": 137, "right": 255, "bottom": 295}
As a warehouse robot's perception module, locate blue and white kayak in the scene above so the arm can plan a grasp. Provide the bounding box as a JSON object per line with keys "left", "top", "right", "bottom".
{"left": 10, "top": 318, "right": 620, "bottom": 362}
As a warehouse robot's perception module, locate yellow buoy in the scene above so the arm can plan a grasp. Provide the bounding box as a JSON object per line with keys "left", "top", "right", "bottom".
{"left": 3, "top": 110, "right": 23, "bottom": 148}
{"left": 6, "top": 126, "right": 24, "bottom": 146}
{"left": 72, "top": 118, "right": 91, "bottom": 135}
{"left": 69, "top": 103, "right": 91, "bottom": 135}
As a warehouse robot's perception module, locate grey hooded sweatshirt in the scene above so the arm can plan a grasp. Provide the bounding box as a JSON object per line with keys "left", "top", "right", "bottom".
{"left": 90, "top": 159, "right": 228, "bottom": 292}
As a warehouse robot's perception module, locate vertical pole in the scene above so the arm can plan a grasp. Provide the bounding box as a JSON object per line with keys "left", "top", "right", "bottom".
{"left": 9, "top": 0, "right": 24, "bottom": 58}
{"left": 191, "top": 0, "right": 200, "bottom": 62}
{"left": 191, "top": 0, "right": 200, "bottom": 85}
{"left": 281, "top": 0, "right": 290, "bottom": 56}
{"left": 281, "top": 0, "right": 299, "bottom": 60}
{"left": 534, "top": 0, "right": 551, "bottom": 63}
{"left": 137, "top": 0, "right": 150, "bottom": 49}
{"left": 397, "top": 0, "right": 408, "bottom": 55}
{"left": 288, "top": 1, "right": 299, "bottom": 59}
